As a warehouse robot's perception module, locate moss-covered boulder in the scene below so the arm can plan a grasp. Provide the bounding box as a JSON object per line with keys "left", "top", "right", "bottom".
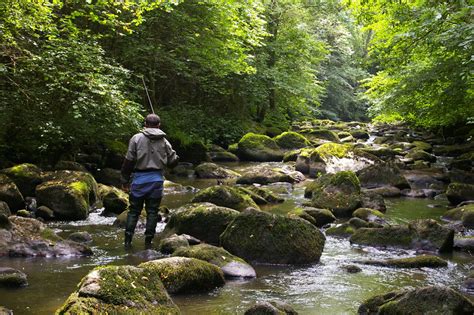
{"left": 446, "top": 183, "right": 474, "bottom": 206}
{"left": 220, "top": 208, "right": 325, "bottom": 264}
{"left": 356, "top": 255, "right": 447, "bottom": 268}
{"left": 301, "top": 128, "right": 340, "bottom": 142}
{"left": 36, "top": 171, "right": 98, "bottom": 220}
{"left": 239, "top": 185, "right": 284, "bottom": 205}
{"left": 236, "top": 165, "right": 305, "bottom": 185}
{"left": 358, "top": 286, "right": 474, "bottom": 315}
{"left": 56, "top": 265, "right": 179, "bottom": 314}
{"left": 191, "top": 185, "right": 259, "bottom": 211}
{"left": 159, "top": 234, "right": 189, "bottom": 254}
{"left": 139, "top": 257, "right": 225, "bottom": 294}
{"left": 244, "top": 301, "right": 298, "bottom": 315}
{"left": 295, "top": 148, "right": 327, "bottom": 177}
{"left": 237, "top": 133, "right": 284, "bottom": 161}
{"left": 306, "top": 171, "right": 362, "bottom": 217}
{"left": 350, "top": 219, "right": 454, "bottom": 252}
{"left": 0, "top": 267, "right": 28, "bottom": 287}
{"left": 0, "top": 174, "right": 24, "bottom": 211}
{"left": 1, "top": 163, "right": 42, "bottom": 197}
{"left": 0, "top": 216, "right": 92, "bottom": 257}
{"left": 326, "top": 222, "right": 358, "bottom": 237}
{"left": 99, "top": 184, "right": 128, "bottom": 215}
{"left": 352, "top": 208, "right": 386, "bottom": 224}
{"left": 173, "top": 243, "right": 256, "bottom": 278}
{"left": 405, "top": 149, "right": 436, "bottom": 163}
{"left": 194, "top": 162, "right": 240, "bottom": 179}
{"left": 357, "top": 163, "right": 410, "bottom": 189}
{"left": 412, "top": 141, "right": 432, "bottom": 152}
{"left": 160, "top": 203, "right": 239, "bottom": 245}
{"left": 274, "top": 131, "right": 311, "bottom": 149}
{"left": 289, "top": 207, "right": 336, "bottom": 228}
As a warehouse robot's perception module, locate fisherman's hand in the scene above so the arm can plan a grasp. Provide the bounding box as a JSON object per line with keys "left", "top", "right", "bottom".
{"left": 121, "top": 183, "right": 130, "bottom": 193}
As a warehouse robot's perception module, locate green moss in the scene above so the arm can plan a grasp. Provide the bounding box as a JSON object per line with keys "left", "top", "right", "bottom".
{"left": 69, "top": 181, "right": 88, "bottom": 195}
{"left": 237, "top": 133, "right": 284, "bottom": 161}
{"left": 350, "top": 226, "right": 414, "bottom": 248}
{"left": 326, "top": 223, "right": 356, "bottom": 236}
{"left": 40, "top": 227, "right": 61, "bottom": 242}
{"left": 6, "top": 163, "right": 40, "bottom": 177}
{"left": 353, "top": 208, "right": 385, "bottom": 221}
{"left": 191, "top": 185, "right": 259, "bottom": 211}
{"left": 315, "top": 143, "right": 352, "bottom": 159}
{"left": 446, "top": 183, "right": 474, "bottom": 205}
{"left": 239, "top": 133, "right": 279, "bottom": 150}
{"left": 383, "top": 255, "right": 447, "bottom": 268}
{"left": 173, "top": 243, "right": 247, "bottom": 267}
{"left": 273, "top": 131, "right": 310, "bottom": 149}
{"left": 139, "top": 257, "right": 225, "bottom": 294}
{"left": 302, "top": 128, "right": 340, "bottom": 142}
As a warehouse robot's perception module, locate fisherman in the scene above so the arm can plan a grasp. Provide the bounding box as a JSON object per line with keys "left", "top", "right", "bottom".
{"left": 121, "top": 113, "right": 178, "bottom": 249}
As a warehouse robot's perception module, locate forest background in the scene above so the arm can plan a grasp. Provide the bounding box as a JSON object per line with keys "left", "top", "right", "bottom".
{"left": 0, "top": 0, "right": 472, "bottom": 165}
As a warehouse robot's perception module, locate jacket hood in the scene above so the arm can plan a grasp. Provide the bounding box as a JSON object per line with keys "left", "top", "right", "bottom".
{"left": 142, "top": 128, "right": 166, "bottom": 139}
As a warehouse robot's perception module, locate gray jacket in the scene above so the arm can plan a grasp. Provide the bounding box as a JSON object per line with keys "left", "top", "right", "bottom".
{"left": 121, "top": 128, "right": 178, "bottom": 182}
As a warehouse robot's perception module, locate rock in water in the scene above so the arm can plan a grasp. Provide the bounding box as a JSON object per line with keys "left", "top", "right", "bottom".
{"left": 36, "top": 171, "right": 98, "bottom": 220}
{"left": 305, "top": 171, "right": 362, "bottom": 217}
{"left": 446, "top": 183, "right": 474, "bottom": 206}
{"left": 237, "top": 165, "right": 305, "bottom": 185}
{"left": 273, "top": 131, "right": 310, "bottom": 149}
{"left": 56, "top": 265, "right": 179, "bottom": 314}
{"left": 173, "top": 243, "right": 256, "bottom": 278}
{"left": 159, "top": 234, "right": 189, "bottom": 254}
{"left": 194, "top": 162, "right": 240, "bottom": 179}
{"left": 1, "top": 163, "right": 43, "bottom": 197}
{"left": 98, "top": 185, "right": 128, "bottom": 215}
{"left": 355, "top": 255, "right": 448, "bottom": 268}
{"left": 357, "top": 163, "right": 410, "bottom": 189}
{"left": 245, "top": 301, "right": 299, "bottom": 315}
{"left": 220, "top": 208, "right": 325, "bottom": 264}
{"left": 139, "top": 257, "right": 225, "bottom": 294}
{"left": 0, "top": 267, "right": 28, "bottom": 287}
{"left": 350, "top": 219, "right": 454, "bottom": 252}
{"left": 237, "top": 133, "right": 284, "bottom": 162}
{"left": 159, "top": 203, "right": 239, "bottom": 245}
{"left": 191, "top": 185, "right": 259, "bottom": 211}
{"left": 0, "top": 216, "right": 92, "bottom": 257}
{"left": 358, "top": 286, "right": 474, "bottom": 315}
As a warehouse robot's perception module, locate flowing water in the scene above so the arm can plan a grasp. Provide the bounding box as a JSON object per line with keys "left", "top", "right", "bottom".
{"left": 0, "top": 163, "right": 472, "bottom": 314}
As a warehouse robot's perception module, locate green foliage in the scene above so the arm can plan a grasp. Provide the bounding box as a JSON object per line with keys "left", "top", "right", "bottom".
{"left": 350, "top": 0, "right": 474, "bottom": 128}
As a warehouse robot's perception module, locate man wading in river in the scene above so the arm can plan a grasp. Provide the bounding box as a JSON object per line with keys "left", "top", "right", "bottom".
{"left": 121, "top": 114, "right": 179, "bottom": 249}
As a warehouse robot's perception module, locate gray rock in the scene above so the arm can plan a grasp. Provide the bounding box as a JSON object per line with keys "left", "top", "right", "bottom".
{"left": 67, "top": 231, "right": 93, "bottom": 244}
{"left": 0, "top": 267, "right": 28, "bottom": 287}
{"left": 245, "top": 301, "right": 298, "bottom": 315}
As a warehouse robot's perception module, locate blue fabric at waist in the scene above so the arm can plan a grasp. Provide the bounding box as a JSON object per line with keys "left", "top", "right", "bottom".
{"left": 132, "top": 170, "right": 164, "bottom": 184}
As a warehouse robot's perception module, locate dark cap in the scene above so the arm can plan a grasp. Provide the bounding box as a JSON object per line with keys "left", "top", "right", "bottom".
{"left": 145, "top": 114, "right": 160, "bottom": 127}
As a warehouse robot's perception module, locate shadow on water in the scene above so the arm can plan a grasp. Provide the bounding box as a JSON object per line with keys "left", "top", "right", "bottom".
{"left": 0, "top": 164, "right": 472, "bottom": 314}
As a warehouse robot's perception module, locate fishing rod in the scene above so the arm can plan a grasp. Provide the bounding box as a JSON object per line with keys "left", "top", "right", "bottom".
{"left": 141, "top": 75, "right": 155, "bottom": 114}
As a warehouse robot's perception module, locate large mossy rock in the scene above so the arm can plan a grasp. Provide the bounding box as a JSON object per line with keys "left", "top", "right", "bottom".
{"left": 239, "top": 185, "right": 284, "bottom": 205}
{"left": 295, "top": 148, "right": 327, "bottom": 177}
{"left": 273, "top": 131, "right": 310, "bottom": 150}
{"left": 306, "top": 171, "right": 361, "bottom": 217}
{"left": 1, "top": 163, "right": 42, "bottom": 197}
{"left": 358, "top": 286, "right": 474, "bottom": 315}
{"left": 0, "top": 216, "right": 92, "bottom": 257}
{"left": 350, "top": 219, "right": 454, "bottom": 252}
{"left": 0, "top": 174, "right": 24, "bottom": 211}
{"left": 352, "top": 208, "right": 386, "bottom": 224}
{"left": 237, "top": 133, "right": 284, "bottom": 161}
{"left": 191, "top": 185, "right": 259, "bottom": 211}
{"left": 357, "top": 163, "right": 410, "bottom": 189}
{"left": 443, "top": 204, "right": 474, "bottom": 229}
{"left": 57, "top": 265, "right": 179, "bottom": 314}
{"left": 288, "top": 207, "right": 336, "bottom": 228}
{"left": 98, "top": 184, "right": 128, "bottom": 215}
{"left": 405, "top": 149, "right": 436, "bottom": 163}
{"left": 36, "top": 171, "right": 98, "bottom": 220}
{"left": 220, "top": 208, "right": 325, "bottom": 264}
{"left": 139, "top": 257, "right": 225, "bottom": 294}
{"left": 0, "top": 267, "right": 28, "bottom": 287}
{"left": 446, "top": 183, "right": 474, "bottom": 206}
{"left": 160, "top": 203, "right": 239, "bottom": 245}
{"left": 173, "top": 243, "right": 256, "bottom": 278}
{"left": 195, "top": 162, "right": 240, "bottom": 179}
{"left": 301, "top": 128, "right": 340, "bottom": 142}
{"left": 236, "top": 165, "right": 305, "bottom": 185}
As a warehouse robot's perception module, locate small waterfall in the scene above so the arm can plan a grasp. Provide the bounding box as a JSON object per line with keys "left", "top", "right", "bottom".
{"left": 324, "top": 153, "right": 375, "bottom": 173}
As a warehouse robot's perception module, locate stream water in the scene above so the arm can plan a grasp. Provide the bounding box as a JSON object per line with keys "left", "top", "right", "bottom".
{"left": 1, "top": 166, "right": 472, "bottom": 314}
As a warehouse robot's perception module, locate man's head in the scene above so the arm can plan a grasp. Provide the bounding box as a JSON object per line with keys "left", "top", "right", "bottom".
{"left": 145, "top": 114, "right": 161, "bottom": 128}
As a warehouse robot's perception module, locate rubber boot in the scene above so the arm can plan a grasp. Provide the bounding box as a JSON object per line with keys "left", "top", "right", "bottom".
{"left": 124, "top": 232, "right": 133, "bottom": 250}
{"left": 144, "top": 235, "right": 153, "bottom": 250}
